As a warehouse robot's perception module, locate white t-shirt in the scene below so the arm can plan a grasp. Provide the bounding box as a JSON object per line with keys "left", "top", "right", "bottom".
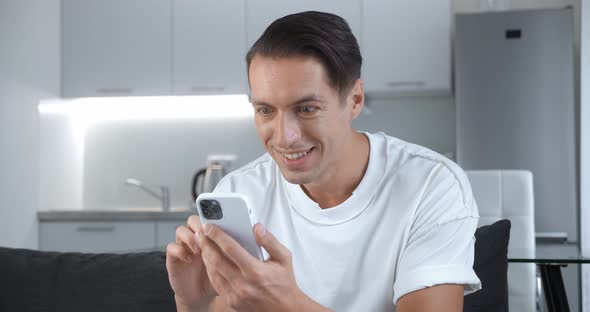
{"left": 214, "top": 132, "right": 481, "bottom": 311}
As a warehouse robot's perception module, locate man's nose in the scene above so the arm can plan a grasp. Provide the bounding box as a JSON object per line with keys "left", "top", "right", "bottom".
{"left": 274, "top": 113, "right": 300, "bottom": 148}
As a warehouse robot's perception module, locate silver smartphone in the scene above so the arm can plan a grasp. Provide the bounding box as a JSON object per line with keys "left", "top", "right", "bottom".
{"left": 196, "top": 192, "right": 264, "bottom": 261}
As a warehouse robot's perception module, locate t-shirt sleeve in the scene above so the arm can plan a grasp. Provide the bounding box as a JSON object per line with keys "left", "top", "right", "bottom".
{"left": 392, "top": 163, "right": 482, "bottom": 304}
{"left": 212, "top": 174, "right": 234, "bottom": 193}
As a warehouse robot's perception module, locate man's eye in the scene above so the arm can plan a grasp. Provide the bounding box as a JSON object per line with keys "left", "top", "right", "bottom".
{"left": 256, "top": 107, "right": 272, "bottom": 115}
{"left": 299, "top": 105, "right": 317, "bottom": 114}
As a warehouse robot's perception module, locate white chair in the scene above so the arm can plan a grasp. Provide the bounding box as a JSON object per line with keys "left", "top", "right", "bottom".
{"left": 466, "top": 170, "right": 536, "bottom": 312}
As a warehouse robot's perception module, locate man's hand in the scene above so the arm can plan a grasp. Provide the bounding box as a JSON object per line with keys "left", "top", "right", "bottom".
{"left": 197, "top": 223, "right": 330, "bottom": 312}
{"left": 166, "top": 215, "right": 217, "bottom": 311}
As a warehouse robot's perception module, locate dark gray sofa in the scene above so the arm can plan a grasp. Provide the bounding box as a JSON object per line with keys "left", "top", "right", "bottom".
{"left": 0, "top": 220, "right": 510, "bottom": 312}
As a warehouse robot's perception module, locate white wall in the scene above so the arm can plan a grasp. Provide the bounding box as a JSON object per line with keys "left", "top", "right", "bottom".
{"left": 581, "top": 0, "right": 590, "bottom": 310}
{"left": 39, "top": 106, "right": 84, "bottom": 211}
{"left": 0, "top": 0, "right": 60, "bottom": 248}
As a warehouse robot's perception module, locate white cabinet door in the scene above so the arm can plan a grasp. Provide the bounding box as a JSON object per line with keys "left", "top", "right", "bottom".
{"left": 155, "top": 220, "right": 186, "bottom": 250}
{"left": 173, "top": 0, "right": 248, "bottom": 95}
{"left": 62, "top": 0, "right": 171, "bottom": 97}
{"left": 246, "top": 0, "right": 362, "bottom": 49}
{"left": 39, "top": 221, "right": 156, "bottom": 253}
{"left": 362, "top": 0, "right": 451, "bottom": 93}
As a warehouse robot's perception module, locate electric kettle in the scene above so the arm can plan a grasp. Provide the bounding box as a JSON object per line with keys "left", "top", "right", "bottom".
{"left": 191, "top": 163, "right": 226, "bottom": 201}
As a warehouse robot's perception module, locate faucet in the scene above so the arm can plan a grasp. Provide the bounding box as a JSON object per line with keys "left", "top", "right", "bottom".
{"left": 125, "top": 178, "right": 170, "bottom": 211}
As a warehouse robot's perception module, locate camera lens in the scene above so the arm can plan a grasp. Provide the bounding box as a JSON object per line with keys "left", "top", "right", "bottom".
{"left": 203, "top": 209, "right": 212, "bottom": 218}
{"left": 200, "top": 200, "right": 210, "bottom": 209}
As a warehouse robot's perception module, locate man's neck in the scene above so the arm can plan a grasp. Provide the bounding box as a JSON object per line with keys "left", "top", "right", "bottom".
{"left": 301, "top": 132, "right": 370, "bottom": 209}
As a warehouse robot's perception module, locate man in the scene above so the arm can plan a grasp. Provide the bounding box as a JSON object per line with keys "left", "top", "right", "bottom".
{"left": 166, "top": 11, "right": 481, "bottom": 311}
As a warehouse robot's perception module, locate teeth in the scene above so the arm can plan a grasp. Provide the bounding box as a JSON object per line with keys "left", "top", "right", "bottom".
{"left": 282, "top": 150, "right": 309, "bottom": 160}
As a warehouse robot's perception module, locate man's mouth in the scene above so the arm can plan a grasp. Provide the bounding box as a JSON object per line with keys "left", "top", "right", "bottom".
{"left": 280, "top": 147, "right": 314, "bottom": 161}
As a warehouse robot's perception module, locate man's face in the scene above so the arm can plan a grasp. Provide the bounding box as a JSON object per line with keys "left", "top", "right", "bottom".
{"left": 248, "top": 55, "right": 361, "bottom": 185}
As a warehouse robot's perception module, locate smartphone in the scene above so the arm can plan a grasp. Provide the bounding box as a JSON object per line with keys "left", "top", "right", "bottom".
{"left": 196, "top": 192, "right": 264, "bottom": 261}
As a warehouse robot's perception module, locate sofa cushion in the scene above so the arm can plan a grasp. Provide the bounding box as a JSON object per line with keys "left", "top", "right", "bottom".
{"left": 0, "top": 248, "right": 175, "bottom": 312}
{"left": 464, "top": 219, "right": 511, "bottom": 312}
{"left": 0, "top": 220, "right": 511, "bottom": 311}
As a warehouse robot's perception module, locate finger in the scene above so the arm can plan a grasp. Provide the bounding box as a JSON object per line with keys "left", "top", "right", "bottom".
{"left": 175, "top": 225, "right": 200, "bottom": 254}
{"left": 198, "top": 230, "right": 242, "bottom": 280}
{"left": 208, "top": 270, "right": 231, "bottom": 296}
{"left": 166, "top": 242, "right": 194, "bottom": 263}
{"left": 186, "top": 215, "right": 202, "bottom": 233}
{"left": 202, "top": 223, "right": 258, "bottom": 270}
{"left": 254, "top": 223, "right": 291, "bottom": 264}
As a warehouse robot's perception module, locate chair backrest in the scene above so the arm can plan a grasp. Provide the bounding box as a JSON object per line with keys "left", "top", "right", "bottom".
{"left": 466, "top": 170, "right": 535, "bottom": 312}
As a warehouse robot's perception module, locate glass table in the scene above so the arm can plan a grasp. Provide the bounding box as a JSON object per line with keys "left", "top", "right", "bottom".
{"left": 509, "top": 252, "right": 590, "bottom": 312}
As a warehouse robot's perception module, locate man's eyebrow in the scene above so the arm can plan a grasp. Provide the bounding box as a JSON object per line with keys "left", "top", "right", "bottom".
{"left": 251, "top": 94, "right": 325, "bottom": 107}
{"left": 251, "top": 100, "right": 270, "bottom": 106}
{"left": 292, "top": 94, "right": 325, "bottom": 106}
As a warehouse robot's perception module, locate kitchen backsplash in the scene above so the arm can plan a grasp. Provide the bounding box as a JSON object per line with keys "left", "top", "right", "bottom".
{"left": 39, "top": 94, "right": 455, "bottom": 211}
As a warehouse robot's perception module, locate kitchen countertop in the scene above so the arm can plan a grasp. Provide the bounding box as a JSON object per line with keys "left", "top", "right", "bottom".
{"left": 38, "top": 208, "right": 196, "bottom": 222}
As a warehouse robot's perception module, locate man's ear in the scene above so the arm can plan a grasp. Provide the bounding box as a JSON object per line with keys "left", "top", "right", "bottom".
{"left": 348, "top": 79, "right": 364, "bottom": 120}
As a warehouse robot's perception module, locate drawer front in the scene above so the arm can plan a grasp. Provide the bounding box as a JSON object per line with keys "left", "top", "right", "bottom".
{"left": 156, "top": 221, "right": 187, "bottom": 250}
{"left": 39, "top": 221, "right": 156, "bottom": 253}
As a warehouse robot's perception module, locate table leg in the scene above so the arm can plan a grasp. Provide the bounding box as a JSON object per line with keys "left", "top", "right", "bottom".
{"left": 539, "top": 264, "right": 570, "bottom": 312}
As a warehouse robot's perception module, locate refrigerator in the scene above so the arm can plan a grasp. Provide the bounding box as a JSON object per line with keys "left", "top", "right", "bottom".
{"left": 454, "top": 7, "right": 578, "bottom": 311}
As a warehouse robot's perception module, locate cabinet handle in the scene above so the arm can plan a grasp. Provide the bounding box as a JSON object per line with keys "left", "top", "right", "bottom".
{"left": 190, "top": 86, "right": 225, "bottom": 93}
{"left": 536, "top": 232, "right": 568, "bottom": 243}
{"left": 76, "top": 226, "right": 115, "bottom": 232}
{"left": 386, "top": 81, "right": 426, "bottom": 88}
{"left": 96, "top": 87, "right": 133, "bottom": 94}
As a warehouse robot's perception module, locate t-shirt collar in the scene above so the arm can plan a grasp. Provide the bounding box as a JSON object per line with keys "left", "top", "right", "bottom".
{"left": 282, "top": 132, "right": 387, "bottom": 225}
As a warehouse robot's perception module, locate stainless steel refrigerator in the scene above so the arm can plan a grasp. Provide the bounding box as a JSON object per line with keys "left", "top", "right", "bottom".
{"left": 454, "top": 7, "right": 578, "bottom": 311}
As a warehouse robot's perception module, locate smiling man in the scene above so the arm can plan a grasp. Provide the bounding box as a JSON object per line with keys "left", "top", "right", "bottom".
{"left": 166, "top": 11, "right": 481, "bottom": 311}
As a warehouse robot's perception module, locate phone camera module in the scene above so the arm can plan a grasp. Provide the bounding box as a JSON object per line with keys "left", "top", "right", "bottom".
{"left": 199, "top": 200, "right": 223, "bottom": 220}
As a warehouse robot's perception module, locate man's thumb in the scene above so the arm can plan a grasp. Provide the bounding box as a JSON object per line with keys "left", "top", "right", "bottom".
{"left": 254, "top": 223, "right": 290, "bottom": 263}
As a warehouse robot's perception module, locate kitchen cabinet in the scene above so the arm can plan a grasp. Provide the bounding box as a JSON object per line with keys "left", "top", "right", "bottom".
{"left": 62, "top": 0, "right": 171, "bottom": 97}
{"left": 173, "top": 0, "right": 248, "bottom": 95}
{"left": 361, "top": 0, "right": 451, "bottom": 94}
{"left": 62, "top": 0, "right": 247, "bottom": 97}
{"left": 39, "top": 221, "right": 156, "bottom": 253}
{"left": 155, "top": 220, "right": 186, "bottom": 249}
{"left": 61, "top": 0, "right": 451, "bottom": 97}
{"left": 246, "top": 0, "right": 362, "bottom": 49}
{"left": 38, "top": 210, "right": 194, "bottom": 253}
